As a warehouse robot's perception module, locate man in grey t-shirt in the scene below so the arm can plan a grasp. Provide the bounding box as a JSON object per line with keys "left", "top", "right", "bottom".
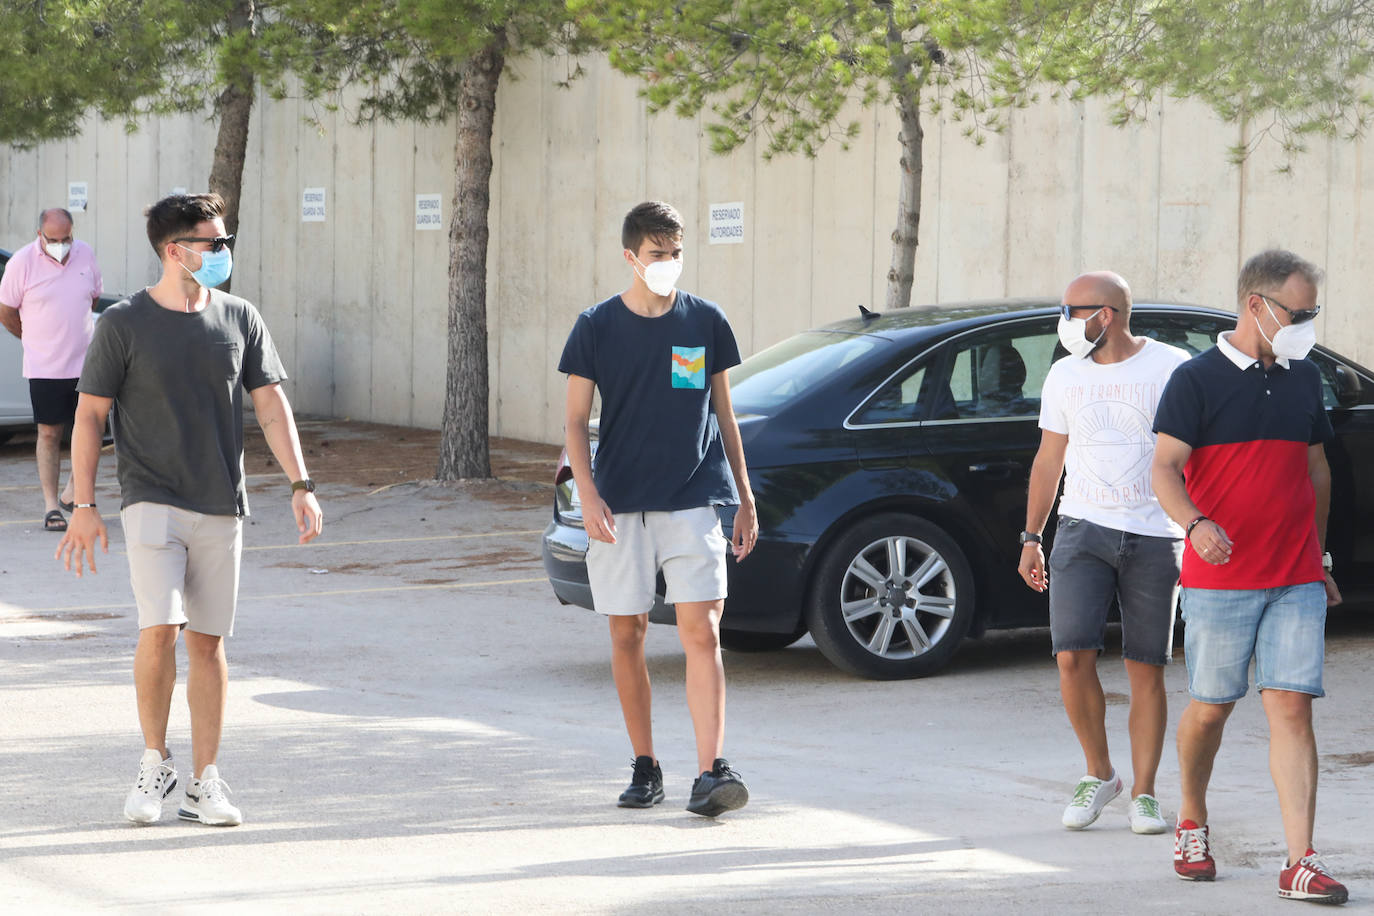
{"left": 56, "top": 193, "right": 323, "bottom": 827}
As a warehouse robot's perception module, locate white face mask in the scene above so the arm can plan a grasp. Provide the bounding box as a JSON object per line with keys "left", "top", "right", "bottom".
{"left": 44, "top": 240, "right": 71, "bottom": 262}
{"left": 1057, "top": 309, "right": 1106, "bottom": 359}
{"left": 1258, "top": 299, "right": 1318, "bottom": 361}
{"left": 632, "top": 253, "right": 683, "bottom": 296}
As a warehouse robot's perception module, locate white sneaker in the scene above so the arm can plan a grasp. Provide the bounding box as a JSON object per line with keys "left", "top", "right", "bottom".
{"left": 1061, "top": 771, "right": 1122, "bottom": 829}
{"left": 124, "top": 749, "right": 178, "bottom": 825}
{"left": 177, "top": 765, "right": 242, "bottom": 826}
{"left": 1129, "top": 794, "right": 1169, "bottom": 834}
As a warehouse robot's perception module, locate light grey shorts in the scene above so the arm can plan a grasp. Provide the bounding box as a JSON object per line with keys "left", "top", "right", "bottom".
{"left": 122, "top": 502, "right": 243, "bottom": 637}
{"left": 585, "top": 506, "right": 730, "bottom": 615}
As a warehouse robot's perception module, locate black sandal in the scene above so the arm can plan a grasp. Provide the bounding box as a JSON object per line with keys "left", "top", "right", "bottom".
{"left": 44, "top": 510, "right": 67, "bottom": 532}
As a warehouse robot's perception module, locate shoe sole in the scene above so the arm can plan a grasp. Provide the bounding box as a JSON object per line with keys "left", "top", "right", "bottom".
{"left": 1132, "top": 822, "right": 1169, "bottom": 835}
{"left": 1176, "top": 870, "right": 1216, "bottom": 882}
{"left": 686, "top": 782, "right": 749, "bottom": 818}
{"left": 177, "top": 807, "right": 242, "bottom": 826}
{"left": 1279, "top": 889, "right": 1348, "bottom": 904}
{"left": 124, "top": 776, "right": 178, "bottom": 825}
{"left": 617, "top": 790, "right": 665, "bottom": 809}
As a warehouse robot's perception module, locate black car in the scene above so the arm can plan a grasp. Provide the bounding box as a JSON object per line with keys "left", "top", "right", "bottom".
{"left": 542, "top": 301, "right": 1374, "bottom": 679}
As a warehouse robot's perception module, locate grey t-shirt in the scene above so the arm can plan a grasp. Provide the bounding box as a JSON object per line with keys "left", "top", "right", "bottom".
{"left": 78, "top": 288, "right": 287, "bottom": 516}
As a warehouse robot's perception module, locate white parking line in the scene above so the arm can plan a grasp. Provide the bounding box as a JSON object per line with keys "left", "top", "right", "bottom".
{"left": 242, "top": 529, "right": 543, "bottom": 552}
{"left": 18, "top": 576, "right": 551, "bottom": 614}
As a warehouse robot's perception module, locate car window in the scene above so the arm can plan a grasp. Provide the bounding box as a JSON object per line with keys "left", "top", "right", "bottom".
{"left": 1133, "top": 312, "right": 1234, "bottom": 356}
{"left": 1308, "top": 351, "right": 1366, "bottom": 409}
{"left": 851, "top": 363, "right": 928, "bottom": 424}
{"left": 731, "top": 331, "right": 881, "bottom": 413}
{"left": 937, "top": 321, "right": 1058, "bottom": 420}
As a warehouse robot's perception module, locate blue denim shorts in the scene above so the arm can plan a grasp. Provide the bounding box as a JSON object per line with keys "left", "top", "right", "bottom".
{"left": 1180, "top": 582, "right": 1327, "bottom": 703}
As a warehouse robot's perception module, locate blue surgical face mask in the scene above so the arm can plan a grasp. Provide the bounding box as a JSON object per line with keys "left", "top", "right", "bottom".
{"left": 177, "top": 244, "right": 233, "bottom": 288}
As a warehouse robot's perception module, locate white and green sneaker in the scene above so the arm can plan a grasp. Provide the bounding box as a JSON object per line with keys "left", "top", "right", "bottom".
{"left": 1129, "top": 794, "right": 1168, "bottom": 834}
{"left": 1061, "top": 771, "right": 1122, "bottom": 829}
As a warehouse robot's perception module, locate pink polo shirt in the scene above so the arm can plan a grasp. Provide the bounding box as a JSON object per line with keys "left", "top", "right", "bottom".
{"left": 0, "top": 238, "right": 102, "bottom": 379}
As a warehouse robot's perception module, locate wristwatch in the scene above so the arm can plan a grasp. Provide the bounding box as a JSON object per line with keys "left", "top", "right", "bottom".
{"left": 291, "top": 478, "right": 316, "bottom": 494}
{"left": 1322, "top": 552, "right": 1333, "bottom": 572}
{"left": 1019, "top": 530, "right": 1042, "bottom": 545}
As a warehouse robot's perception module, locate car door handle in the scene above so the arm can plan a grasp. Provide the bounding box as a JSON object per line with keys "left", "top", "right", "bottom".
{"left": 968, "top": 460, "right": 1022, "bottom": 478}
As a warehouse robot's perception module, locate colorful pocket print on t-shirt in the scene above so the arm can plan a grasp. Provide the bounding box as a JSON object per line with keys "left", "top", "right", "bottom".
{"left": 671, "top": 346, "right": 706, "bottom": 389}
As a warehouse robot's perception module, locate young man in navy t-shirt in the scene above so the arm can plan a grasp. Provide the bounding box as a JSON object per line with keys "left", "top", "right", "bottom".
{"left": 1152, "top": 249, "right": 1348, "bottom": 904}
{"left": 559, "top": 201, "right": 759, "bottom": 817}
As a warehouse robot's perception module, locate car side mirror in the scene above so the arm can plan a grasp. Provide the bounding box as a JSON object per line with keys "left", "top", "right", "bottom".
{"left": 1334, "top": 363, "right": 1362, "bottom": 408}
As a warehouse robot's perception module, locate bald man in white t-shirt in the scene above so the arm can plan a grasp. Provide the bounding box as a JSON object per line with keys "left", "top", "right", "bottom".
{"left": 1018, "top": 271, "right": 1189, "bottom": 836}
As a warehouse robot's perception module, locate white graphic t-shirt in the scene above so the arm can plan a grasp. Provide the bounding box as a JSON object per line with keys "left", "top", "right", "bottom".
{"left": 1039, "top": 337, "right": 1190, "bottom": 537}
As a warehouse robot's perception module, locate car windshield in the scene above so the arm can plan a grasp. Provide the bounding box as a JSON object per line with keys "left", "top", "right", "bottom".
{"left": 730, "top": 331, "right": 882, "bottom": 413}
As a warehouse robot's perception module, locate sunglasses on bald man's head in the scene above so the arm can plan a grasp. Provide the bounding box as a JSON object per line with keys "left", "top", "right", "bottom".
{"left": 173, "top": 234, "right": 234, "bottom": 253}
{"left": 1256, "top": 293, "right": 1320, "bottom": 324}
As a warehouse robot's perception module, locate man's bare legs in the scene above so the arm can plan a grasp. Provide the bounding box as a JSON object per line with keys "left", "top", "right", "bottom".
{"left": 35, "top": 422, "right": 72, "bottom": 514}
{"left": 1057, "top": 649, "right": 1114, "bottom": 779}
{"left": 1177, "top": 698, "right": 1235, "bottom": 827}
{"left": 1124, "top": 659, "right": 1167, "bottom": 799}
{"left": 1261, "top": 688, "right": 1318, "bottom": 865}
{"left": 675, "top": 600, "right": 726, "bottom": 775}
{"left": 609, "top": 614, "right": 654, "bottom": 761}
{"left": 134, "top": 625, "right": 179, "bottom": 758}
{"left": 184, "top": 630, "right": 228, "bottom": 778}
{"left": 133, "top": 625, "right": 229, "bottom": 776}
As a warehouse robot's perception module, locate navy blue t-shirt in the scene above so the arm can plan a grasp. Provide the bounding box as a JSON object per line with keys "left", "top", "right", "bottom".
{"left": 558, "top": 291, "right": 742, "bottom": 513}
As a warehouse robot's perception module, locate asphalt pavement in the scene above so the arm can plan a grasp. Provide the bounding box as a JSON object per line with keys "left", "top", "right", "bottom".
{"left": 1, "top": 420, "right": 1371, "bottom": 914}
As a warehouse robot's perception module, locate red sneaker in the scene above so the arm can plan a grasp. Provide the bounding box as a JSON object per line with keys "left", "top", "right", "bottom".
{"left": 1174, "top": 819, "right": 1216, "bottom": 881}
{"left": 1279, "top": 849, "right": 1349, "bottom": 905}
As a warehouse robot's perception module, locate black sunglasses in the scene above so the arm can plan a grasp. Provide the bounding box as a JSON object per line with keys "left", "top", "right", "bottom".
{"left": 1059, "top": 304, "right": 1120, "bottom": 320}
{"left": 174, "top": 234, "right": 235, "bottom": 253}
{"left": 1256, "top": 293, "right": 1320, "bottom": 324}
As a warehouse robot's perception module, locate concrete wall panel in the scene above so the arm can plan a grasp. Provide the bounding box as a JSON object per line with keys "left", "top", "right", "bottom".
{"left": 1006, "top": 100, "right": 1082, "bottom": 297}
{"left": 935, "top": 122, "right": 1011, "bottom": 301}
{"left": 493, "top": 61, "right": 548, "bottom": 441}
{"left": 1155, "top": 99, "right": 1241, "bottom": 309}
{"left": 810, "top": 100, "right": 873, "bottom": 330}
{"left": 293, "top": 107, "right": 338, "bottom": 414}
{"left": 329, "top": 102, "right": 376, "bottom": 420}
{"left": 257, "top": 89, "right": 302, "bottom": 403}
{"left": 1079, "top": 97, "right": 1161, "bottom": 295}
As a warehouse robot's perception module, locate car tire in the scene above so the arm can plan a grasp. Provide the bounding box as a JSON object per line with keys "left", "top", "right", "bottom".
{"left": 805, "top": 513, "right": 975, "bottom": 679}
{"left": 718, "top": 627, "right": 807, "bottom": 653}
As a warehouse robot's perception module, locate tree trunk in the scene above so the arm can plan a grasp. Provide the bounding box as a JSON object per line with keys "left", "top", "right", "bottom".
{"left": 437, "top": 36, "right": 506, "bottom": 480}
{"left": 207, "top": 0, "right": 256, "bottom": 294}
{"left": 884, "top": 91, "right": 924, "bottom": 310}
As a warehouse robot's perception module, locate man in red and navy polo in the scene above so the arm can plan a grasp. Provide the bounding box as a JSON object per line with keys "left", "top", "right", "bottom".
{"left": 1151, "top": 249, "right": 1347, "bottom": 905}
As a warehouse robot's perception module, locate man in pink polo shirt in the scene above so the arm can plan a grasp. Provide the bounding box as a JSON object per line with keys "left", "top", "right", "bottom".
{"left": 0, "top": 208, "right": 103, "bottom": 531}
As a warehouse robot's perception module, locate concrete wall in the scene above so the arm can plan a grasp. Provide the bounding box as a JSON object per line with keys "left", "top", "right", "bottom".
{"left": 3, "top": 56, "right": 1371, "bottom": 444}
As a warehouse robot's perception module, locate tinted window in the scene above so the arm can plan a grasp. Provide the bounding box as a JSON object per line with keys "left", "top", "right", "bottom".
{"left": 731, "top": 331, "right": 881, "bottom": 413}
{"left": 1133, "top": 311, "right": 1234, "bottom": 356}
{"left": 934, "top": 321, "right": 1058, "bottom": 420}
{"left": 852, "top": 363, "right": 928, "bottom": 424}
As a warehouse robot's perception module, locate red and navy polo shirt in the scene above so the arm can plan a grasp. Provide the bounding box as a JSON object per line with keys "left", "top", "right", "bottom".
{"left": 1153, "top": 331, "right": 1333, "bottom": 590}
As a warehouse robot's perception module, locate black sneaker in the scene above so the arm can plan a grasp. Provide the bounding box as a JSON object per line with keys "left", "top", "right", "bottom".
{"left": 617, "top": 756, "right": 664, "bottom": 808}
{"left": 686, "top": 758, "right": 749, "bottom": 817}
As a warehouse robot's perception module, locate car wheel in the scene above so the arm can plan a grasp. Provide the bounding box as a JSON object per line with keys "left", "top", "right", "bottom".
{"left": 805, "top": 513, "right": 975, "bottom": 679}
{"left": 718, "top": 627, "right": 807, "bottom": 653}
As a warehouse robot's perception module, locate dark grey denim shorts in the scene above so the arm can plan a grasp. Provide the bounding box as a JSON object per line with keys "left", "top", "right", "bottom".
{"left": 1047, "top": 516, "right": 1183, "bottom": 665}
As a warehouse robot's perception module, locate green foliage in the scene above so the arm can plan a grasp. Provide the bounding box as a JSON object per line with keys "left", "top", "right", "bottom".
{"left": 574, "top": 0, "right": 1374, "bottom": 162}
{"left": 259, "top": 0, "right": 589, "bottom": 124}
{"left": 0, "top": 0, "right": 202, "bottom": 145}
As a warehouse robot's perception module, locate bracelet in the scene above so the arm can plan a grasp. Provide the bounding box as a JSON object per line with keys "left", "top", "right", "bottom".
{"left": 73, "top": 502, "right": 97, "bottom": 509}
{"left": 1185, "top": 515, "right": 1208, "bottom": 538}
